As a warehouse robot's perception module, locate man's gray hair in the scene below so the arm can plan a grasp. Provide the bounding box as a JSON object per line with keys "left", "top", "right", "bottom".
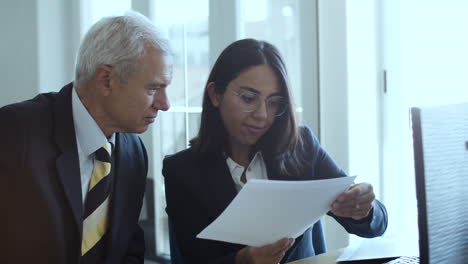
{"left": 75, "top": 11, "right": 171, "bottom": 88}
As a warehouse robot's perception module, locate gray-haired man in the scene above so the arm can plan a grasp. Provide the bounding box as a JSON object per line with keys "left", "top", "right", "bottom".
{"left": 0, "top": 11, "right": 172, "bottom": 264}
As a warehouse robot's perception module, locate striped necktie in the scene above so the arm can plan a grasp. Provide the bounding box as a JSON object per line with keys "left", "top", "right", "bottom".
{"left": 81, "top": 142, "right": 113, "bottom": 261}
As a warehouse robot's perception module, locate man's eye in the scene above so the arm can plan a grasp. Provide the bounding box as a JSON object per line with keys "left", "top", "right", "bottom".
{"left": 148, "top": 88, "right": 158, "bottom": 94}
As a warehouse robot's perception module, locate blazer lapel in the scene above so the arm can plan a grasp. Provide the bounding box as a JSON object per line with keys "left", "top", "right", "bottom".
{"left": 53, "top": 83, "right": 83, "bottom": 233}
{"left": 199, "top": 153, "right": 238, "bottom": 219}
{"left": 109, "top": 133, "right": 127, "bottom": 248}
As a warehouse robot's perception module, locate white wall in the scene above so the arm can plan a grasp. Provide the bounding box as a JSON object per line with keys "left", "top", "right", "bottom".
{"left": 317, "top": 0, "right": 350, "bottom": 250}
{"left": 0, "top": 0, "right": 39, "bottom": 107}
{"left": 317, "top": 0, "right": 384, "bottom": 249}
{"left": 299, "top": 0, "right": 320, "bottom": 136}
{"left": 37, "top": 0, "right": 78, "bottom": 93}
{"left": 346, "top": 0, "right": 382, "bottom": 245}
{"left": 0, "top": 0, "right": 78, "bottom": 107}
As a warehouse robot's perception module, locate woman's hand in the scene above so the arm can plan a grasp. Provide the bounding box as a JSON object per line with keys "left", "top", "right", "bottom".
{"left": 331, "top": 183, "right": 375, "bottom": 220}
{"left": 236, "top": 237, "right": 295, "bottom": 264}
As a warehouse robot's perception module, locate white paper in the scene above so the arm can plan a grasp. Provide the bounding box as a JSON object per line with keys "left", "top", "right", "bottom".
{"left": 197, "top": 176, "right": 356, "bottom": 247}
{"left": 336, "top": 236, "right": 419, "bottom": 262}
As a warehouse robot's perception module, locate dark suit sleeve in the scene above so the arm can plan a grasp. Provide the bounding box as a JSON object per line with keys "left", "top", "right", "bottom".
{"left": 122, "top": 138, "right": 148, "bottom": 263}
{"left": 300, "top": 126, "right": 388, "bottom": 237}
{"left": 123, "top": 224, "right": 145, "bottom": 263}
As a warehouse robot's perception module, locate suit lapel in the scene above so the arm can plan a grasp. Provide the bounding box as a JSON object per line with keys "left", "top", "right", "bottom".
{"left": 199, "top": 152, "right": 238, "bottom": 219}
{"left": 109, "top": 133, "right": 127, "bottom": 248}
{"left": 53, "top": 83, "right": 83, "bottom": 233}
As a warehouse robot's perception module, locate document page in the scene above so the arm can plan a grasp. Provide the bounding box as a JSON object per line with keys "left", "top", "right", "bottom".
{"left": 197, "top": 176, "right": 356, "bottom": 247}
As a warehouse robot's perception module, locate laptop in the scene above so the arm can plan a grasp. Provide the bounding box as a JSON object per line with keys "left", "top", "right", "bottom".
{"left": 387, "top": 102, "right": 468, "bottom": 264}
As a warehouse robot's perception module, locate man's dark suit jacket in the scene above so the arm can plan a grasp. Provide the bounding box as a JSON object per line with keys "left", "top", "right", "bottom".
{"left": 0, "top": 83, "right": 147, "bottom": 263}
{"left": 163, "top": 126, "right": 388, "bottom": 264}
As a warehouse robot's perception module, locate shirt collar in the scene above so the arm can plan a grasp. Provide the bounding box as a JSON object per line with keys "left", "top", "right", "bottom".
{"left": 226, "top": 151, "right": 264, "bottom": 174}
{"left": 72, "top": 86, "right": 115, "bottom": 157}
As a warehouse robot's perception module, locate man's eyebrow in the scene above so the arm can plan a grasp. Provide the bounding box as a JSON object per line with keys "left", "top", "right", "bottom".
{"left": 146, "top": 82, "right": 167, "bottom": 88}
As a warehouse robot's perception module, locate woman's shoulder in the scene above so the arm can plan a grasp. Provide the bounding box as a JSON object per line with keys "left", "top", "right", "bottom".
{"left": 298, "top": 125, "right": 320, "bottom": 148}
{"left": 163, "top": 147, "right": 221, "bottom": 172}
{"left": 163, "top": 147, "right": 197, "bottom": 168}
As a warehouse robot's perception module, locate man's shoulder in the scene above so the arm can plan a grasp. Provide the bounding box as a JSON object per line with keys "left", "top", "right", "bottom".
{"left": 0, "top": 92, "right": 65, "bottom": 136}
{"left": 163, "top": 147, "right": 214, "bottom": 175}
{"left": 0, "top": 83, "right": 73, "bottom": 122}
{"left": 1, "top": 92, "right": 57, "bottom": 117}
{"left": 117, "top": 133, "right": 145, "bottom": 154}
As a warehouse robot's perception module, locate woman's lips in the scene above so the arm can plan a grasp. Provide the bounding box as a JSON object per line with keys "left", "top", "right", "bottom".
{"left": 245, "top": 124, "right": 265, "bottom": 134}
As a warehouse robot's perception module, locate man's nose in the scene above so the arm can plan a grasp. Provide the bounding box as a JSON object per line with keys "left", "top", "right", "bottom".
{"left": 152, "top": 89, "right": 170, "bottom": 111}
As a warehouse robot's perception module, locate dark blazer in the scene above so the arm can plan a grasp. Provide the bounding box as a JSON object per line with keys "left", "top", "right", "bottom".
{"left": 0, "top": 83, "right": 147, "bottom": 264}
{"left": 163, "top": 126, "right": 388, "bottom": 264}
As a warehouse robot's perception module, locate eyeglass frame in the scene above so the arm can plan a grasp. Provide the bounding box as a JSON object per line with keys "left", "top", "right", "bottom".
{"left": 226, "top": 86, "right": 287, "bottom": 117}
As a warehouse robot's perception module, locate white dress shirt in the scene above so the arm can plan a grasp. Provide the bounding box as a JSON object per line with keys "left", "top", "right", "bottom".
{"left": 72, "top": 87, "right": 115, "bottom": 204}
{"left": 226, "top": 152, "right": 268, "bottom": 192}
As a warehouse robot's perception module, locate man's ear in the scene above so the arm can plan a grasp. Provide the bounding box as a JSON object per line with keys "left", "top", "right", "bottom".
{"left": 93, "top": 65, "right": 113, "bottom": 96}
{"left": 207, "top": 82, "right": 221, "bottom": 107}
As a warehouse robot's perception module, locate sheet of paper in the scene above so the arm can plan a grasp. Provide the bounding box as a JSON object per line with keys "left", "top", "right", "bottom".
{"left": 197, "top": 176, "right": 356, "bottom": 247}
{"left": 336, "top": 235, "right": 419, "bottom": 262}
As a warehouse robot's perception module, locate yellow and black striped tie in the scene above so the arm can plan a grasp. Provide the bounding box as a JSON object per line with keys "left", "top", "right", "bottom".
{"left": 81, "top": 142, "right": 113, "bottom": 261}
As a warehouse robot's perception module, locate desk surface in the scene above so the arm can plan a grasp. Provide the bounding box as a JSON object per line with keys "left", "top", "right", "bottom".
{"left": 287, "top": 249, "right": 343, "bottom": 264}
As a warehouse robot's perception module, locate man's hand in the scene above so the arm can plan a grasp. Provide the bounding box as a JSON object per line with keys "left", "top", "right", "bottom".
{"left": 236, "top": 237, "right": 295, "bottom": 264}
{"left": 331, "top": 183, "right": 375, "bottom": 220}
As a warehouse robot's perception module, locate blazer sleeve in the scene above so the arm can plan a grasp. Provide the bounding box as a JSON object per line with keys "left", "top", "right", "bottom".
{"left": 123, "top": 224, "right": 145, "bottom": 263}
{"left": 122, "top": 137, "right": 148, "bottom": 263}
{"left": 300, "top": 126, "right": 388, "bottom": 237}
{"left": 163, "top": 155, "right": 240, "bottom": 264}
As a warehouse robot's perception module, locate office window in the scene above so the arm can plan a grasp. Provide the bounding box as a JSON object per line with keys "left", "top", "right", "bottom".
{"left": 150, "top": 0, "right": 209, "bottom": 257}
{"left": 80, "top": 0, "right": 132, "bottom": 35}
{"left": 239, "top": 0, "right": 302, "bottom": 105}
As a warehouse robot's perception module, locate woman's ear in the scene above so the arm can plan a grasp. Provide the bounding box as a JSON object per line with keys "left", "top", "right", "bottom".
{"left": 207, "top": 82, "right": 221, "bottom": 107}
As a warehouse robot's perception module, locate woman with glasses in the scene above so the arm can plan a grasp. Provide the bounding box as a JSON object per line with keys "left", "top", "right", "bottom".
{"left": 163, "top": 39, "right": 388, "bottom": 264}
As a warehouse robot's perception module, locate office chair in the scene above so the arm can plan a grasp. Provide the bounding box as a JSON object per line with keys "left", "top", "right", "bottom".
{"left": 168, "top": 219, "right": 326, "bottom": 264}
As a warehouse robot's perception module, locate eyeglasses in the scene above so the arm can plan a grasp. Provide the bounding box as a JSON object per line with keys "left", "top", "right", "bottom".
{"left": 227, "top": 86, "right": 287, "bottom": 117}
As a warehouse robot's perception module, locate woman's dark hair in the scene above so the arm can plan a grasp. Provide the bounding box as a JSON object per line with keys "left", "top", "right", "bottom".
{"left": 190, "top": 38, "right": 306, "bottom": 176}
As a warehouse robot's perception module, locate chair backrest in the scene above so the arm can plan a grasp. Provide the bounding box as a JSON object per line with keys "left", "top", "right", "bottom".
{"left": 411, "top": 102, "right": 468, "bottom": 264}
